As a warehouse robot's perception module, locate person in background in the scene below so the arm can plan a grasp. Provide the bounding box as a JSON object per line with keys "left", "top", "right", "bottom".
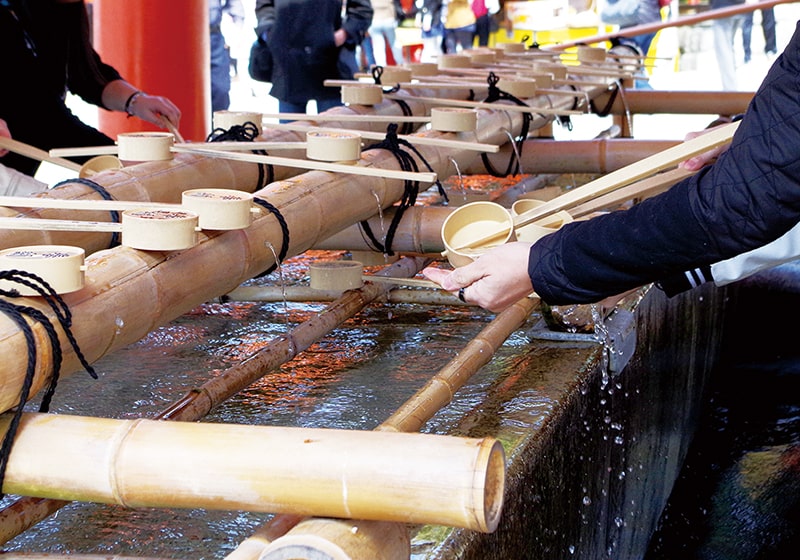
{"left": 443, "top": 0, "right": 476, "bottom": 53}
{"left": 600, "top": 0, "right": 663, "bottom": 57}
{"left": 0, "top": 118, "right": 46, "bottom": 195}
{"left": 471, "top": 0, "right": 499, "bottom": 48}
{"left": 368, "top": 0, "right": 405, "bottom": 67}
{"left": 254, "top": 0, "right": 373, "bottom": 117}
{"left": 742, "top": 5, "right": 777, "bottom": 63}
{"left": 711, "top": 0, "right": 747, "bottom": 90}
{"left": 210, "top": 0, "right": 232, "bottom": 112}
{"left": 0, "top": 0, "right": 181, "bottom": 177}
{"left": 419, "top": 0, "right": 445, "bottom": 60}
{"left": 423, "top": 20, "right": 800, "bottom": 311}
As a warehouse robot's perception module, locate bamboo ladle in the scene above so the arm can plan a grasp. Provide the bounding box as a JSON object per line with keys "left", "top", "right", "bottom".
{"left": 0, "top": 137, "right": 81, "bottom": 172}
{"left": 453, "top": 120, "right": 741, "bottom": 252}
{"left": 262, "top": 122, "right": 501, "bottom": 153}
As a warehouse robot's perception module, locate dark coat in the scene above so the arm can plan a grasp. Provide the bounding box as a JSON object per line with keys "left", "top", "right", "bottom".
{"left": 0, "top": 0, "right": 122, "bottom": 174}
{"left": 255, "top": 0, "right": 372, "bottom": 104}
{"left": 528, "top": 20, "right": 800, "bottom": 305}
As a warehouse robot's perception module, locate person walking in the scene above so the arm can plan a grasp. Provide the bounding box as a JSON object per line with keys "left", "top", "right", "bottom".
{"left": 254, "top": 0, "right": 373, "bottom": 117}
{"left": 367, "top": 0, "right": 404, "bottom": 67}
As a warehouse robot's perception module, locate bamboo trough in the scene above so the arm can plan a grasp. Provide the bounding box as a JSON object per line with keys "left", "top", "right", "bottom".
{"left": 0, "top": 55, "right": 658, "bottom": 558}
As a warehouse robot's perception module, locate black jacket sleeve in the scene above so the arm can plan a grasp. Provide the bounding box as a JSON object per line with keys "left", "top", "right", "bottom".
{"left": 529, "top": 20, "right": 800, "bottom": 305}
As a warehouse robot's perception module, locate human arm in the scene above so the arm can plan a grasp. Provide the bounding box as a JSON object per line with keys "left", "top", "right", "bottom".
{"left": 100, "top": 80, "right": 181, "bottom": 129}
{"left": 427, "top": 22, "right": 800, "bottom": 308}
{"left": 0, "top": 118, "right": 9, "bottom": 157}
{"left": 423, "top": 242, "right": 535, "bottom": 312}
{"left": 341, "top": 0, "right": 373, "bottom": 46}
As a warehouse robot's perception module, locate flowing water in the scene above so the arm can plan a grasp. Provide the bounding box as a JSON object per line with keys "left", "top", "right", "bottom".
{"left": 1, "top": 250, "right": 535, "bottom": 558}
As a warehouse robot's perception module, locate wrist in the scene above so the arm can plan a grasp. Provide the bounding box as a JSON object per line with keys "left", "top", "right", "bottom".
{"left": 124, "top": 91, "right": 144, "bottom": 116}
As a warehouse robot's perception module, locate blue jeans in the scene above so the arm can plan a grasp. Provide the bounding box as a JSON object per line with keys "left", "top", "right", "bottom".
{"left": 210, "top": 31, "right": 231, "bottom": 112}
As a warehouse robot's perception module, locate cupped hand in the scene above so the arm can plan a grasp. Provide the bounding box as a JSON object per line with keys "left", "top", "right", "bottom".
{"left": 423, "top": 242, "right": 535, "bottom": 312}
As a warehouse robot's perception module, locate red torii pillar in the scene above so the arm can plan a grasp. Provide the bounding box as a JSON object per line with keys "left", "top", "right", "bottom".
{"left": 93, "top": 0, "right": 210, "bottom": 142}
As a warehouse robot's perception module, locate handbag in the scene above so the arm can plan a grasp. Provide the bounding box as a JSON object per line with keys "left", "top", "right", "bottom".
{"left": 600, "top": 0, "right": 641, "bottom": 28}
{"left": 248, "top": 35, "right": 273, "bottom": 83}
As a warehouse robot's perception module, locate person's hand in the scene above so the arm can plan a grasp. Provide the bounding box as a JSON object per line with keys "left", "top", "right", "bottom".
{"left": 0, "top": 118, "right": 10, "bottom": 157}
{"left": 334, "top": 28, "right": 347, "bottom": 47}
{"left": 129, "top": 93, "right": 182, "bottom": 131}
{"left": 423, "top": 242, "right": 535, "bottom": 312}
{"left": 678, "top": 126, "right": 732, "bottom": 171}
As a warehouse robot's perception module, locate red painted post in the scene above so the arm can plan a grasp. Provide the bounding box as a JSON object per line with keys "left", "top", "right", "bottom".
{"left": 93, "top": 0, "right": 210, "bottom": 142}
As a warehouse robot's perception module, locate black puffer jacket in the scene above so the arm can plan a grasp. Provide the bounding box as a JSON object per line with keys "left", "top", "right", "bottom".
{"left": 529, "top": 20, "right": 800, "bottom": 305}
{"left": 255, "top": 0, "right": 372, "bottom": 104}
{"left": 0, "top": 0, "right": 121, "bottom": 175}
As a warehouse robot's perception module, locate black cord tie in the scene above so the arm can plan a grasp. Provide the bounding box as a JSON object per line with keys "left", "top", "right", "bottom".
{"left": 480, "top": 72, "right": 533, "bottom": 177}
{"left": 52, "top": 177, "right": 121, "bottom": 248}
{"left": 590, "top": 81, "right": 620, "bottom": 117}
{"left": 207, "top": 122, "right": 273, "bottom": 188}
{"left": 0, "top": 269, "right": 98, "bottom": 498}
{"left": 252, "top": 197, "right": 290, "bottom": 277}
{"left": 391, "top": 97, "right": 415, "bottom": 135}
{"left": 360, "top": 123, "right": 446, "bottom": 256}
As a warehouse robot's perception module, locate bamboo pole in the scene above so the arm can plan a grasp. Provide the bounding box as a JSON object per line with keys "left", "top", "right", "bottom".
{"left": 545, "top": 0, "right": 794, "bottom": 51}
{"left": 597, "top": 90, "right": 753, "bottom": 117}
{"left": 455, "top": 121, "right": 739, "bottom": 249}
{"left": 470, "top": 138, "right": 680, "bottom": 175}
{"left": 247, "top": 295, "right": 538, "bottom": 559}
{"left": 0, "top": 137, "right": 82, "bottom": 172}
{"left": 0, "top": 258, "right": 431, "bottom": 544}
{"left": 224, "top": 285, "right": 465, "bottom": 305}
{"left": 0, "top": 65, "right": 612, "bottom": 459}
{"left": 569, "top": 167, "right": 695, "bottom": 218}
{"left": 0, "top": 412, "right": 505, "bottom": 531}
{"left": 0, "top": 102, "right": 434, "bottom": 255}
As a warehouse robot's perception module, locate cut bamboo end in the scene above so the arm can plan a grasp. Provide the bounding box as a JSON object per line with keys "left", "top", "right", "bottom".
{"left": 407, "top": 62, "right": 438, "bottom": 77}
{"left": 2, "top": 413, "right": 506, "bottom": 531}
{"left": 0, "top": 245, "right": 85, "bottom": 295}
{"left": 181, "top": 189, "right": 255, "bottom": 230}
{"left": 305, "top": 130, "right": 362, "bottom": 163}
{"left": 341, "top": 84, "right": 384, "bottom": 106}
{"left": 499, "top": 42, "right": 526, "bottom": 53}
{"left": 260, "top": 519, "right": 410, "bottom": 560}
{"left": 576, "top": 46, "right": 607, "bottom": 64}
{"left": 496, "top": 77, "right": 538, "bottom": 98}
{"left": 309, "top": 260, "right": 364, "bottom": 291}
{"left": 437, "top": 53, "right": 472, "bottom": 69}
{"left": 378, "top": 66, "right": 412, "bottom": 84}
{"left": 430, "top": 107, "right": 478, "bottom": 132}
{"left": 117, "top": 132, "right": 175, "bottom": 162}
{"left": 120, "top": 209, "right": 199, "bottom": 251}
{"left": 213, "top": 110, "right": 264, "bottom": 135}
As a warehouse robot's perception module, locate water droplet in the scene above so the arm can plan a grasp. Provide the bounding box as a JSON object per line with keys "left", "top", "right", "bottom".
{"left": 569, "top": 545, "right": 575, "bottom": 554}
{"left": 582, "top": 496, "right": 591, "bottom": 506}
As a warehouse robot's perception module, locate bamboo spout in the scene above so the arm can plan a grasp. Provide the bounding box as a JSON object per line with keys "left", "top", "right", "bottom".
{"left": 1, "top": 413, "right": 505, "bottom": 533}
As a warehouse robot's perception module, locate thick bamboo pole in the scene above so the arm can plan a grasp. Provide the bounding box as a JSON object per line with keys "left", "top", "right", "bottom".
{"left": 0, "top": 79, "right": 616, "bottom": 414}
{"left": 1, "top": 412, "right": 505, "bottom": 532}
{"left": 0, "top": 101, "right": 433, "bottom": 255}
{"left": 0, "top": 258, "right": 430, "bottom": 544}
{"left": 471, "top": 138, "right": 679, "bottom": 175}
{"left": 601, "top": 90, "right": 753, "bottom": 117}
{"left": 245, "top": 295, "right": 538, "bottom": 559}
